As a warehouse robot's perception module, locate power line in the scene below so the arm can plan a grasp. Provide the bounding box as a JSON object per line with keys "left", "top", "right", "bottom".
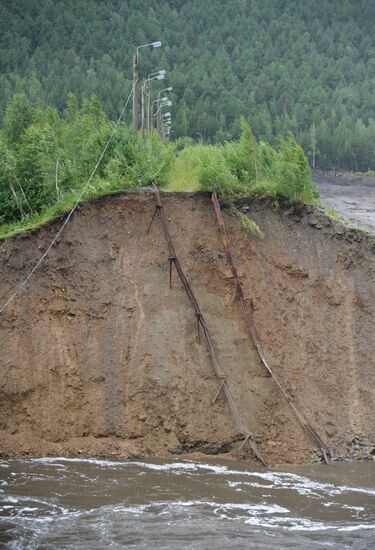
{"left": 0, "top": 80, "right": 137, "bottom": 314}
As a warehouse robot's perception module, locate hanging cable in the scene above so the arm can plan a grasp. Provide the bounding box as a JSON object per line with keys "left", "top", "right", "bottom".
{"left": 0, "top": 80, "right": 137, "bottom": 314}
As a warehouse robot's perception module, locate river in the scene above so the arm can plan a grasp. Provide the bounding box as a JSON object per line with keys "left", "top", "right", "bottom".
{"left": 1, "top": 458, "right": 374, "bottom": 548}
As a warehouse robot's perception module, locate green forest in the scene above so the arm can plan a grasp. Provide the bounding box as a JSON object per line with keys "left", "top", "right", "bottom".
{"left": 1, "top": 0, "right": 375, "bottom": 171}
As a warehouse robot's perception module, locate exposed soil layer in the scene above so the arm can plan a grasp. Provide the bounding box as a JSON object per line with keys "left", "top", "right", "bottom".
{"left": 1, "top": 192, "right": 375, "bottom": 464}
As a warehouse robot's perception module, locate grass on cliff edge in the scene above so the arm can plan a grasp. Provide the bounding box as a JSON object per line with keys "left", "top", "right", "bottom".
{"left": 0, "top": 120, "right": 319, "bottom": 240}
{"left": 0, "top": 154, "right": 200, "bottom": 240}
{"left": 0, "top": 194, "right": 77, "bottom": 240}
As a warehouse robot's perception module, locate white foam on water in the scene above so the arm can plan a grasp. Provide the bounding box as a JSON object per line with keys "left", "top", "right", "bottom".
{"left": 342, "top": 504, "right": 365, "bottom": 512}
{"left": 3, "top": 496, "right": 19, "bottom": 503}
{"left": 132, "top": 461, "right": 201, "bottom": 473}
{"left": 225, "top": 470, "right": 375, "bottom": 499}
{"left": 68, "top": 499, "right": 291, "bottom": 525}
{"left": 243, "top": 513, "right": 375, "bottom": 533}
{"left": 85, "top": 499, "right": 374, "bottom": 534}
{"left": 16, "top": 457, "right": 375, "bottom": 500}
{"left": 129, "top": 461, "right": 234, "bottom": 475}
{"left": 2, "top": 457, "right": 374, "bottom": 546}
{"left": 27, "top": 457, "right": 231, "bottom": 474}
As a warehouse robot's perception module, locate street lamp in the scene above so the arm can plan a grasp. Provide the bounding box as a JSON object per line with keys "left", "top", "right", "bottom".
{"left": 162, "top": 113, "right": 172, "bottom": 124}
{"left": 142, "top": 72, "right": 166, "bottom": 137}
{"left": 132, "top": 41, "right": 162, "bottom": 132}
{"left": 159, "top": 101, "right": 172, "bottom": 109}
{"left": 161, "top": 122, "right": 172, "bottom": 140}
{"left": 151, "top": 97, "right": 168, "bottom": 124}
{"left": 160, "top": 86, "right": 173, "bottom": 94}
{"left": 155, "top": 100, "right": 172, "bottom": 136}
{"left": 156, "top": 87, "right": 173, "bottom": 134}
{"left": 161, "top": 111, "right": 172, "bottom": 140}
{"left": 148, "top": 70, "right": 166, "bottom": 77}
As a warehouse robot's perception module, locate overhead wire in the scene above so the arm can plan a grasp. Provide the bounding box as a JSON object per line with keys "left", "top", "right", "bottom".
{"left": 0, "top": 80, "right": 137, "bottom": 314}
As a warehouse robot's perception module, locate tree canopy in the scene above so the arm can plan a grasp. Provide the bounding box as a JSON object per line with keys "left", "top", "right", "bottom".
{"left": 1, "top": 0, "right": 375, "bottom": 170}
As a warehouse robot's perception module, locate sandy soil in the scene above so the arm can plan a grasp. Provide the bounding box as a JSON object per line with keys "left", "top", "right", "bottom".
{"left": 313, "top": 171, "right": 375, "bottom": 232}
{"left": 0, "top": 192, "right": 375, "bottom": 464}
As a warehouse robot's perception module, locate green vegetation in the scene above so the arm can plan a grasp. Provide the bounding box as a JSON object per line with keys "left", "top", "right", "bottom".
{"left": 324, "top": 206, "right": 340, "bottom": 220}
{"left": 168, "top": 118, "right": 319, "bottom": 203}
{"left": 0, "top": 93, "right": 174, "bottom": 238}
{"left": 1, "top": 1, "right": 374, "bottom": 170}
{"left": 0, "top": 93, "right": 318, "bottom": 240}
{"left": 165, "top": 144, "right": 201, "bottom": 191}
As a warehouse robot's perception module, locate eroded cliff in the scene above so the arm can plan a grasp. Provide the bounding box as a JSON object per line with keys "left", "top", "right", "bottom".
{"left": 0, "top": 192, "right": 374, "bottom": 464}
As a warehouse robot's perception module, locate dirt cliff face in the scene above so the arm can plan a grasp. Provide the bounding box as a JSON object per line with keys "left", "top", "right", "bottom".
{"left": 0, "top": 192, "right": 374, "bottom": 464}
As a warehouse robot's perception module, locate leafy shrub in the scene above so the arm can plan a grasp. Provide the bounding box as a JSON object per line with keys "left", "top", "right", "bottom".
{"left": 16, "top": 124, "right": 59, "bottom": 212}
{"left": 0, "top": 141, "right": 23, "bottom": 222}
{"left": 0, "top": 94, "right": 176, "bottom": 233}
{"left": 274, "top": 136, "right": 319, "bottom": 202}
{"left": 175, "top": 119, "right": 319, "bottom": 204}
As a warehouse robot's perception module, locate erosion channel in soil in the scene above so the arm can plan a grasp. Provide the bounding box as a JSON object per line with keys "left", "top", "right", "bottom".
{"left": 0, "top": 191, "right": 375, "bottom": 465}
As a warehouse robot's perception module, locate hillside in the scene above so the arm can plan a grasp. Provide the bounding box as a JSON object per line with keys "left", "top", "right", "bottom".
{"left": 1, "top": 191, "right": 375, "bottom": 463}
{"left": 1, "top": 0, "right": 375, "bottom": 170}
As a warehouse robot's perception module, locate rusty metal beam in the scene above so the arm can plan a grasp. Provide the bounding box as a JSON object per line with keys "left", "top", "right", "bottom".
{"left": 211, "top": 191, "right": 331, "bottom": 464}
{"left": 149, "top": 181, "right": 268, "bottom": 466}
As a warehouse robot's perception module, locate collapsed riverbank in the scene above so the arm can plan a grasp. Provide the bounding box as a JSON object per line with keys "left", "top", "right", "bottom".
{"left": 0, "top": 192, "right": 374, "bottom": 464}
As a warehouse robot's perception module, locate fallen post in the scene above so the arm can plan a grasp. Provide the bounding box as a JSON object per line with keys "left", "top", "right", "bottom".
{"left": 211, "top": 191, "right": 331, "bottom": 464}
{"left": 148, "top": 181, "right": 268, "bottom": 466}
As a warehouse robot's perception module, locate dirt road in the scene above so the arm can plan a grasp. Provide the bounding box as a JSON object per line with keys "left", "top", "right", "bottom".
{"left": 313, "top": 171, "right": 375, "bottom": 233}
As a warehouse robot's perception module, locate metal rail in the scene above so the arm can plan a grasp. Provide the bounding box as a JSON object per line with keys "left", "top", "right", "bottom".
{"left": 148, "top": 181, "right": 268, "bottom": 466}
{"left": 211, "top": 192, "right": 332, "bottom": 464}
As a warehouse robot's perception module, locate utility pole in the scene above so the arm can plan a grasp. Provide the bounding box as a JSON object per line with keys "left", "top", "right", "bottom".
{"left": 132, "top": 52, "right": 138, "bottom": 133}
{"left": 311, "top": 122, "right": 317, "bottom": 169}
{"left": 141, "top": 71, "right": 166, "bottom": 139}
{"left": 132, "top": 42, "right": 162, "bottom": 134}
{"left": 147, "top": 87, "right": 151, "bottom": 136}
{"left": 146, "top": 83, "right": 151, "bottom": 137}
{"left": 141, "top": 84, "right": 145, "bottom": 139}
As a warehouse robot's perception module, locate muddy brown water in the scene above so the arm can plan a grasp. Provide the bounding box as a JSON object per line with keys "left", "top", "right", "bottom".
{"left": 1, "top": 458, "right": 374, "bottom": 549}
